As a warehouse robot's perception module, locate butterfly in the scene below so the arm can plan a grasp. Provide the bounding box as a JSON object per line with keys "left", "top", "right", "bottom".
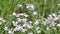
{"left": 17, "top": 7, "right": 22, "bottom": 14}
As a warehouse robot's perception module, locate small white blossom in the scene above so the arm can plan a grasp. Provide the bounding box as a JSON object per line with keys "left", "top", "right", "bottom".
{"left": 17, "top": 18, "right": 22, "bottom": 22}
{"left": 43, "top": 22, "right": 46, "bottom": 25}
{"left": 16, "top": 14, "right": 21, "bottom": 17}
{"left": 8, "top": 29, "right": 14, "bottom": 34}
{"left": 2, "top": 19, "right": 6, "bottom": 22}
{"left": 12, "top": 21, "right": 18, "bottom": 26}
{"left": 24, "top": 14, "right": 29, "bottom": 17}
{"left": 18, "top": 4, "right": 22, "bottom": 7}
{"left": 34, "top": 20, "right": 39, "bottom": 25}
{"left": 49, "top": 15, "right": 52, "bottom": 18}
{"left": 0, "top": 22, "right": 2, "bottom": 25}
{"left": 50, "top": 21, "right": 55, "bottom": 26}
{"left": 0, "top": 17, "right": 3, "bottom": 25}
{"left": 20, "top": 13, "right": 24, "bottom": 16}
{"left": 21, "top": 29, "right": 27, "bottom": 32}
{"left": 52, "top": 13, "right": 56, "bottom": 17}
{"left": 16, "top": 13, "right": 24, "bottom": 17}
{"left": 36, "top": 27, "right": 40, "bottom": 31}
{"left": 13, "top": 25, "right": 26, "bottom": 32}
{"left": 14, "top": 26, "right": 20, "bottom": 31}
{"left": 36, "top": 27, "right": 41, "bottom": 33}
{"left": 45, "top": 19, "right": 55, "bottom": 27}
{"left": 24, "top": 22, "right": 33, "bottom": 29}
{"left": 27, "top": 24, "right": 33, "bottom": 29}
{"left": 58, "top": 3, "right": 60, "bottom": 6}
{"left": 37, "top": 30, "right": 41, "bottom": 33}
{"left": 48, "top": 13, "right": 58, "bottom": 21}
{"left": 23, "top": 21, "right": 32, "bottom": 28}
{"left": 29, "top": 21, "right": 32, "bottom": 24}
{"left": 48, "top": 13, "right": 56, "bottom": 19}
{"left": 0, "top": 17, "right": 3, "bottom": 20}
{"left": 12, "top": 12, "right": 16, "bottom": 16}
{"left": 47, "top": 17, "right": 53, "bottom": 20}
{"left": 57, "top": 24, "right": 60, "bottom": 26}
{"left": 4, "top": 26, "right": 8, "bottom": 30}
{"left": 23, "top": 23, "right": 27, "bottom": 27}
{"left": 22, "top": 18, "right": 27, "bottom": 23}
{"left": 33, "top": 11, "right": 37, "bottom": 15}
{"left": 53, "top": 17, "right": 58, "bottom": 21}
{"left": 26, "top": 4, "right": 35, "bottom": 10}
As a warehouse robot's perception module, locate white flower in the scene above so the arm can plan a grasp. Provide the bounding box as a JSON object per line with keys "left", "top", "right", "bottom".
{"left": 43, "top": 22, "right": 46, "bottom": 25}
{"left": 36, "top": 27, "right": 40, "bottom": 31}
{"left": 49, "top": 15, "right": 52, "bottom": 18}
{"left": 45, "top": 19, "right": 55, "bottom": 27}
{"left": 16, "top": 13, "right": 24, "bottom": 17}
{"left": 0, "top": 22, "right": 2, "bottom": 25}
{"left": 16, "top": 14, "right": 21, "bottom": 17}
{"left": 36, "top": 27, "right": 41, "bottom": 33}
{"left": 22, "top": 18, "right": 27, "bottom": 23}
{"left": 48, "top": 13, "right": 58, "bottom": 21}
{"left": 48, "top": 13, "right": 56, "bottom": 19}
{"left": 0, "top": 17, "right": 3, "bottom": 21}
{"left": 4, "top": 26, "right": 8, "bottom": 30}
{"left": 2, "top": 19, "right": 6, "bottom": 22}
{"left": 15, "top": 25, "right": 27, "bottom": 32}
{"left": 37, "top": 30, "right": 41, "bottom": 33}
{"left": 34, "top": 20, "right": 39, "bottom": 25}
{"left": 49, "top": 21, "right": 55, "bottom": 27}
{"left": 18, "top": 4, "right": 22, "bottom": 7}
{"left": 53, "top": 17, "right": 58, "bottom": 21}
{"left": 29, "top": 21, "right": 32, "bottom": 24}
{"left": 24, "top": 14, "right": 29, "bottom": 17}
{"left": 12, "top": 21, "right": 18, "bottom": 26}
{"left": 14, "top": 26, "right": 20, "bottom": 31}
{"left": 23, "top": 23, "right": 27, "bottom": 27}
{"left": 57, "top": 24, "right": 60, "bottom": 26}
{"left": 33, "top": 11, "right": 37, "bottom": 15}
{"left": 24, "top": 22, "right": 33, "bottom": 29}
{"left": 27, "top": 24, "right": 33, "bottom": 29}
{"left": 23, "top": 21, "right": 33, "bottom": 28}
{"left": 47, "top": 17, "right": 53, "bottom": 20}
{"left": 20, "top": 13, "right": 24, "bottom": 16}
{"left": 52, "top": 13, "right": 56, "bottom": 17}
{"left": 17, "top": 18, "right": 22, "bottom": 22}
{"left": 26, "top": 4, "right": 35, "bottom": 10}
{"left": 21, "top": 29, "right": 27, "bottom": 32}
{"left": 8, "top": 29, "right": 14, "bottom": 34}
{"left": 0, "top": 17, "right": 4, "bottom": 25}
{"left": 0, "top": 17, "right": 6, "bottom": 25}
{"left": 28, "top": 32, "right": 33, "bottom": 34}
{"left": 58, "top": 3, "right": 60, "bottom": 6}
{"left": 14, "top": 25, "right": 24, "bottom": 32}
{"left": 12, "top": 12, "right": 16, "bottom": 16}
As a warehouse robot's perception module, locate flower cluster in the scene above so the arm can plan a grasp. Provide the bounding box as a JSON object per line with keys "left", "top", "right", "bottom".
{"left": 42, "top": 12, "right": 60, "bottom": 30}
{"left": 0, "top": 17, "right": 6, "bottom": 25}
{"left": 4, "top": 12, "right": 60, "bottom": 34}
{"left": 1, "top": 4, "right": 60, "bottom": 34}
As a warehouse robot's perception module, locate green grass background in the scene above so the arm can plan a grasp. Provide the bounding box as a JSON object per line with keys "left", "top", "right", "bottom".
{"left": 0, "top": 0, "right": 60, "bottom": 34}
